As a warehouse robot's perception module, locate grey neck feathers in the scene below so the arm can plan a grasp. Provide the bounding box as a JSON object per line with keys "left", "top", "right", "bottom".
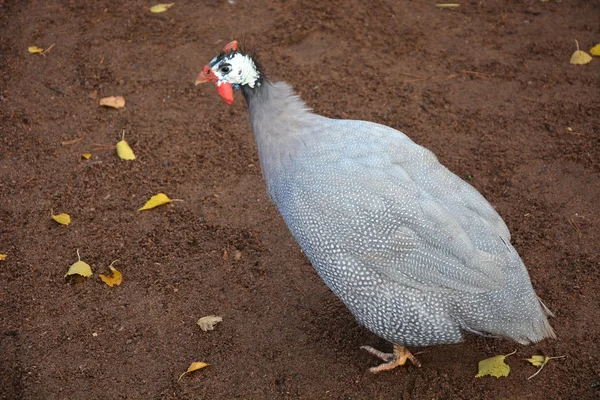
{"left": 242, "top": 81, "right": 314, "bottom": 184}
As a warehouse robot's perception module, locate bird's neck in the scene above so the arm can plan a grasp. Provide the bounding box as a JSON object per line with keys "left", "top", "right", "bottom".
{"left": 242, "top": 81, "right": 314, "bottom": 183}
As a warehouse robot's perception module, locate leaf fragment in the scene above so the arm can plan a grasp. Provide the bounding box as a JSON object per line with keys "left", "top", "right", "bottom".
{"left": 99, "top": 96, "right": 126, "bottom": 109}
{"left": 590, "top": 43, "right": 600, "bottom": 56}
{"left": 0, "top": 253, "right": 7, "bottom": 261}
{"left": 570, "top": 40, "right": 592, "bottom": 65}
{"left": 150, "top": 3, "right": 174, "bottom": 13}
{"left": 197, "top": 315, "right": 223, "bottom": 331}
{"left": 28, "top": 46, "right": 44, "bottom": 54}
{"left": 436, "top": 3, "right": 460, "bottom": 7}
{"left": 524, "top": 355, "right": 547, "bottom": 367}
{"left": 178, "top": 361, "right": 209, "bottom": 381}
{"left": 139, "top": 193, "right": 173, "bottom": 211}
{"left": 82, "top": 153, "right": 92, "bottom": 160}
{"left": 116, "top": 130, "right": 135, "bottom": 160}
{"left": 65, "top": 249, "right": 93, "bottom": 278}
{"left": 61, "top": 137, "right": 83, "bottom": 146}
{"left": 524, "top": 354, "right": 566, "bottom": 380}
{"left": 99, "top": 261, "right": 123, "bottom": 287}
{"left": 51, "top": 213, "right": 71, "bottom": 225}
{"left": 475, "top": 350, "right": 516, "bottom": 378}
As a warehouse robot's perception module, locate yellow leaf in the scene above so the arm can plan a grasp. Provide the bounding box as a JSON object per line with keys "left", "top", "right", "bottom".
{"left": 99, "top": 96, "right": 126, "bottom": 109}
{"left": 139, "top": 193, "right": 173, "bottom": 211}
{"left": 82, "top": 153, "right": 92, "bottom": 160}
{"left": 51, "top": 213, "right": 71, "bottom": 225}
{"left": 0, "top": 253, "right": 7, "bottom": 261}
{"left": 570, "top": 40, "right": 592, "bottom": 65}
{"left": 65, "top": 249, "right": 93, "bottom": 278}
{"left": 524, "top": 355, "right": 548, "bottom": 367}
{"left": 178, "top": 361, "right": 209, "bottom": 381}
{"left": 116, "top": 130, "right": 136, "bottom": 160}
{"left": 524, "top": 354, "right": 566, "bottom": 380}
{"left": 197, "top": 315, "right": 223, "bottom": 331}
{"left": 116, "top": 141, "right": 135, "bottom": 160}
{"left": 150, "top": 3, "right": 174, "bottom": 13}
{"left": 475, "top": 350, "right": 516, "bottom": 378}
{"left": 28, "top": 46, "right": 44, "bottom": 54}
{"left": 590, "top": 43, "right": 600, "bottom": 56}
{"left": 571, "top": 50, "right": 592, "bottom": 65}
{"left": 99, "top": 261, "right": 123, "bottom": 287}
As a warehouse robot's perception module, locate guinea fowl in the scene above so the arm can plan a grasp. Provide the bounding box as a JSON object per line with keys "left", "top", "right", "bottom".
{"left": 195, "top": 41, "right": 555, "bottom": 373}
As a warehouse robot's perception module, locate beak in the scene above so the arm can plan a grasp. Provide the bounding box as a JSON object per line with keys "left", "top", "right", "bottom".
{"left": 195, "top": 65, "right": 217, "bottom": 85}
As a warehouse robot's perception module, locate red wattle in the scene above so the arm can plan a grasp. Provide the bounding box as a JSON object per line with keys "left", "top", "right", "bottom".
{"left": 217, "top": 82, "right": 234, "bottom": 105}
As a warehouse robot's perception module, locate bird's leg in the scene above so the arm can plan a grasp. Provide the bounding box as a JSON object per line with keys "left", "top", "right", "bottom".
{"left": 360, "top": 344, "right": 422, "bottom": 373}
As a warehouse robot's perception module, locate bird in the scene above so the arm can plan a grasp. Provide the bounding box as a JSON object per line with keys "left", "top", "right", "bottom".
{"left": 195, "top": 40, "right": 556, "bottom": 373}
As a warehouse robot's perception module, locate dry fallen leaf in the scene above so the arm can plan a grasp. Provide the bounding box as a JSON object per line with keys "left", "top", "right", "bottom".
{"left": 197, "top": 315, "right": 223, "bottom": 331}
{"left": 61, "top": 137, "right": 83, "bottom": 146}
{"left": 139, "top": 193, "right": 174, "bottom": 211}
{"left": 99, "top": 96, "right": 126, "bottom": 109}
{"left": 116, "top": 130, "right": 135, "bottom": 160}
{"left": 570, "top": 40, "right": 592, "bottom": 65}
{"left": 436, "top": 3, "right": 460, "bottom": 7}
{"left": 475, "top": 350, "right": 516, "bottom": 378}
{"left": 524, "top": 355, "right": 547, "bottom": 367}
{"left": 178, "top": 361, "right": 209, "bottom": 381}
{"left": 51, "top": 213, "right": 71, "bottom": 225}
{"left": 82, "top": 153, "right": 92, "bottom": 160}
{"left": 524, "top": 354, "right": 566, "bottom": 380}
{"left": 590, "top": 43, "right": 600, "bottom": 56}
{"left": 99, "top": 261, "right": 123, "bottom": 287}
{"left": 150, "top": 3, "right": 175, "bottom": 13}
{"left": 0, "top": 253, "right": 7, "bottom": 261}
{"left": 28, "top": 46, "right": 44, "bottom": 54}
{"left": 65, "top": 249, "right": 93, "bottom": 278}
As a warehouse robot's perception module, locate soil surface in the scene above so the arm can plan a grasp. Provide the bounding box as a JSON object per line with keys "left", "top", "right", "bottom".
{"left": 1, "top": 0, "right": 599, "bottom": 399}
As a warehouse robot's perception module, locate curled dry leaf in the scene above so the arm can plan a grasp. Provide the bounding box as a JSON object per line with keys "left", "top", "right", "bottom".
{"left": 28, "top": 46, "right": 44, "bottom": 54}
{"left": 99, "top": 261, "right": 123, "bottom": 287}
{"left": 178, "top": 361, "right": 209, "bottom": 381}
{"left": 150, "top": 3, "right": 175, "bottom": 13}
{"left": 116, "top": 130, "right": 135, "bottom": 160}
{"left": 65, "top": 249, "right": 93, "bottom": 278}
{"left": 197, "top": 315, "right": 223, "bottom": 331}
{"left": 99, "top": 96, "right": 126, "bottom": 109}
{"left": 61, "top": 137, "right": 83, "bottom": 146}
{"left": 51, "top": 213, "right": 71, "bottom": 225}
{"left": 475, "top": 350, "right": 516, "bottom": 378}
{"left": 524, "top": 354, "right": 566, "bottom": 380}
{"left": 524, "top": 355, "right": 547, "bottom": 367}
{"left": 0, "top": 253, "right": 7, "bottom": 261}
{"left": 570, "top": 40, "right": 592, "bottom": 65}
{"left": 139, "top": 193, "right": 174, "bottom": 211}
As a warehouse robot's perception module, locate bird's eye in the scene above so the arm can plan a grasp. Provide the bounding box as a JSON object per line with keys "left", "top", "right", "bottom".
{"left": 220, "top": 65, "right": 231, "bottom": 74}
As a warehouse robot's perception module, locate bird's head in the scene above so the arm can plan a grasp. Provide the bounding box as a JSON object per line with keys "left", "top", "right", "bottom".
{"left": 195, "top": 40, "right": 262, "bottom": 105}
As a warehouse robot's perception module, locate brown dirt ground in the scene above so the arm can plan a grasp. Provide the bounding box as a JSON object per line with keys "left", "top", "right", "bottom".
{"left": 1, "top": 0, "right": 599, "bottom": 399}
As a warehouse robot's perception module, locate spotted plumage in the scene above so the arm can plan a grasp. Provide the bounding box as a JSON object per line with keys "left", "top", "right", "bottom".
{"left": 195, "top": 41, "right": 555, "bottom": 371}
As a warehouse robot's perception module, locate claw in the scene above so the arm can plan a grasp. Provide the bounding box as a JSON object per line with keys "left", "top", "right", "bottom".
{"left": 361, "top": 344, "right": 421, "bottom": 373}
{"left": 360, "top": 346, "right": 394, "bottom": 362}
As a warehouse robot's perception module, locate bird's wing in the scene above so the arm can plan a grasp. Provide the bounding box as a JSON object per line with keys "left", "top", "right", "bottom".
{"left": 281, "top": 120, "right": 512, "bottom": 295}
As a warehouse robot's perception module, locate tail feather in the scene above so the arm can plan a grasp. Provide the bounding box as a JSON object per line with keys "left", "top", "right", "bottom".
{"left": 516, "top": 299, "right": 556, "bottom": 344}
{"left": 538, "top": 297, "right": 555, "bottom": 318}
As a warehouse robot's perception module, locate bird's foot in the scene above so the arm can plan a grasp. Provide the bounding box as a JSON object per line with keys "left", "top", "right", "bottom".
{"left": 360, "top": 344, "right": 421, "bottom": 374}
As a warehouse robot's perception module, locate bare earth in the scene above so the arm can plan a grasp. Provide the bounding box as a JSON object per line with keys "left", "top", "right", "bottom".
{"left": 1, "top": 0, "right": 599, "bottom": 399}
